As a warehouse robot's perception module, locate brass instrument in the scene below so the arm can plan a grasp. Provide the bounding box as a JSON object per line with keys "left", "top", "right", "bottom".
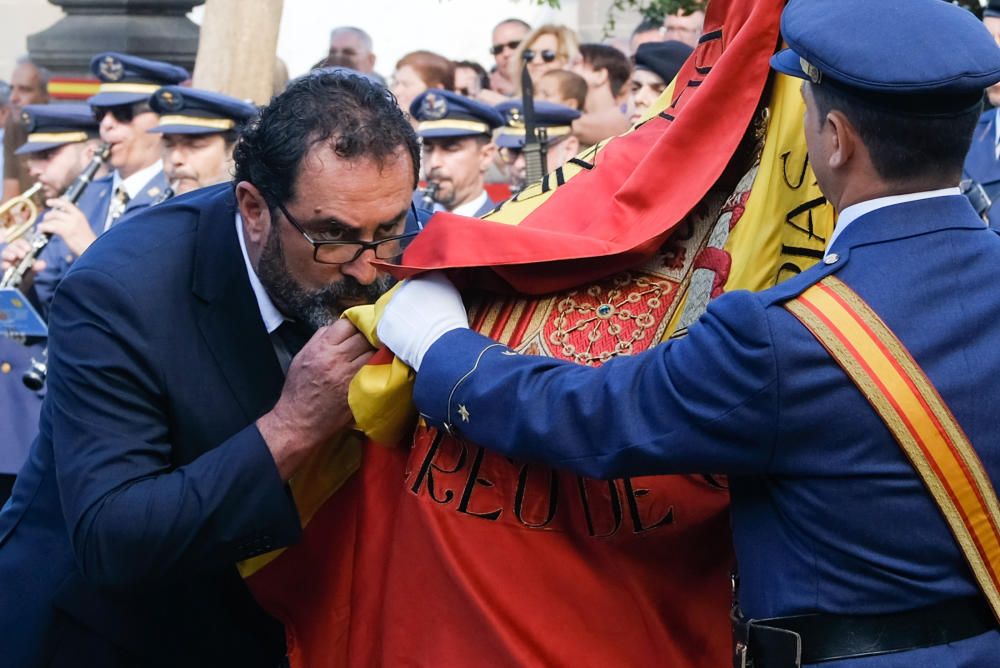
{"left": 1, "top": 142, "right": 111, "bottom": 290}
{"left": 420, "top": 181, "right": 439, "bottom": 209}
{"left": 0, "top": 182, "right": 44, "bottom": 245}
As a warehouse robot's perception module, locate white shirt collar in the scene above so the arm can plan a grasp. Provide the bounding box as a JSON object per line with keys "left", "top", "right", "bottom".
{"left": 235, "top": 212, "right": 285, "bottom": 335}
{"left": 450, "top": 190, "right": 488, "bottom": 217}
{"left": 825, "top": 187, "right": 962, "bottom": 256}
{"left": 112, "top": 159, "right": 164, "bottom": 200}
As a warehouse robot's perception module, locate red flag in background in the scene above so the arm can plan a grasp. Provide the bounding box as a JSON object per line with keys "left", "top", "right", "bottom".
{"left": 245, "top": 1, "right": 837, "bottom": 665}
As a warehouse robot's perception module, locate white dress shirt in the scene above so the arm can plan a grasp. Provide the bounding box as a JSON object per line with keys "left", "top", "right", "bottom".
{"left": 825, "top": 187, "right": 963, "bottom": 257}
{"left": 235, "top": 212, "right": 284, "bottom": 335}
{"left": 103, "top": 160, "right": 164, "bottom": 231}
{"left": 450, "top": 190, "right": 489, "bottom": 217}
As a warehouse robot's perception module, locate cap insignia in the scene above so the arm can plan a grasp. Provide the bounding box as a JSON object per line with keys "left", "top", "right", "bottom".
{"left": 20, "top": 110, "right": 32, "bottom": 131}
{"left": 420, "top": 92, "right": 448, "bottom": 121}
{"left": 799, "top": 57, "right": 822, "bottom": 85}
{"left": 99, "top": 55, "right": 125, "bottom": 82}
{"left": 157, "top": 89, "right": 183, "bottom": 112}
{"left": 505, "top": 107, "right": 524, "bottom": 128}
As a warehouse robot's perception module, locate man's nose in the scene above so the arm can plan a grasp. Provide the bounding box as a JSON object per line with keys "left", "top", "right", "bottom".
{"left": 340, "top": 248, "right": 378, "bottom": 286}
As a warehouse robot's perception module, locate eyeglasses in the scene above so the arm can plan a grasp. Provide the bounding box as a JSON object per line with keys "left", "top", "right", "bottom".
{"left": 275, "top": 200, "right": 418, "bottom": 265}
{"left": 490, "top": 40, "right": 521, "bottom": 56}
{"left": 92, "top": 101, "right": 152, "bottom": 124}
{"left": 523, "top": 49, "right": 561, "bottom": 64}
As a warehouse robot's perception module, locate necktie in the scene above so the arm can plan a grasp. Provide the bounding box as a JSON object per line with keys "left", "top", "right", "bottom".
{"left": 272, "top": 320, "right": 314, "bottom": 374}
{"left": 105, "top": 186, "right": 130, "bottom": 231}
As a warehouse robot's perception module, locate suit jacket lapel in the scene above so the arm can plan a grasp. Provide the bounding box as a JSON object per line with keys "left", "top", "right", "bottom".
{"left": 191, "top": 185, "right": 285, "bottom": 422}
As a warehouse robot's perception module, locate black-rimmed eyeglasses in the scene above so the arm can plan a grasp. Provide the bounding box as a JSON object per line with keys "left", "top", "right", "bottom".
{"left": 92, "top": 101, "right": 152, "bottom": 124}
{"left": 275, "top": 200, "right": 418, "bottom": 265}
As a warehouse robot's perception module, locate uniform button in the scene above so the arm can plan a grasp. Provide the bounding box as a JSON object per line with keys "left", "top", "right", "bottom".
{"left": 824, "top": 253, "right": 840, "bottom": 265}
{"left": 1, "top": 362, "right": 10, "bottom": 374}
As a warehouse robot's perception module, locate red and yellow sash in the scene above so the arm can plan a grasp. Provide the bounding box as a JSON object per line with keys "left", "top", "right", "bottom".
{"left": 787, "top": 276, "right": 1000, "bottom": 622}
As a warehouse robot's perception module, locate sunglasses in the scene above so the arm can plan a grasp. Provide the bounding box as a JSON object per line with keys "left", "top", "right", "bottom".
{"left": 524, "top": 49, "right": 560, "bottom": 64}
{"left": 92, "top": 101, "right": 152, "bottom": 124}
{"left": 490, "top": 40, "right": 522, "bottom": 56}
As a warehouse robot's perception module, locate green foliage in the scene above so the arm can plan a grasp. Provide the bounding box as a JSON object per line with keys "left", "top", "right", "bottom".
{"left": 532, "top": 0, "right": 707, "bottom": 35}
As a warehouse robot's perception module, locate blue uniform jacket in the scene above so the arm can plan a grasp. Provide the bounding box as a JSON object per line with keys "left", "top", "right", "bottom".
{"left": 413, "top": 195, "right": 1000, "bottom": 666}
{"left": 0, "top": 337, "right": 43, "bottom": 476}
{"left": 0, "top": 183, "right": 299, "bottom": 667}
{"left": 32, "top": 168, "right": 170, "bottom": 314}
{"left": 963, "top": 109, "right": 1000, "bottom": 230}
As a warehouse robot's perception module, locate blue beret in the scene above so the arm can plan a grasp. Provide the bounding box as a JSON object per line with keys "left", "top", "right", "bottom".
{"left": 148, "top": 86, "right": 257, "bottom": 135}
{"left": 88, "top": 52, "right": 190, "bottom": 107}
{"left": 15, "top": 103, "right": 100, "bottom": 155}
{"left": 410, "top": 89, "right": 504, "bottom": 139}
{"left": 771, "top": 0, "right": 1000, "bottom": 115}
{"left": 493, "top": 99, "right": 581, "bottom": 149}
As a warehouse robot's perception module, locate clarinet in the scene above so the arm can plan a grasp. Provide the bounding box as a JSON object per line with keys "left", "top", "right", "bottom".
{"left": 420, "top": 181, "right": 439, "bottom": 209}
{"left": 0, "top": 142, "right": 112, "bottom": 290}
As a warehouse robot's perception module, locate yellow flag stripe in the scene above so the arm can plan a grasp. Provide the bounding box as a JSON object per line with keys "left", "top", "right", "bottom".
{"left": 788, "top": 277, "right": 1000, "bottom": 621}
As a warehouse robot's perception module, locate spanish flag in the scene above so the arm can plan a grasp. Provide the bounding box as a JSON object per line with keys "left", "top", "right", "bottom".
{"left": 243, "top": 1, "right": 834, "bottom": 665}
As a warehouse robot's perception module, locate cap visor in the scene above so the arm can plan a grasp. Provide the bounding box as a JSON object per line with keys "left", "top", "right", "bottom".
{"left": 494, "top": 134, "right": 526, "bottom": 149}
{"left": 15, "top": 141, "right": 67, "bottom": 156}
{"left": 770, "top": 48, "right": 808, "bottom": 80}
{"left": 88, "top": 92, "right": 152, "bottom": 107}
{"left": 148, "top": 124, "right": 224, "bottom": 135}
{"left": 418, "top": 127, "right": 488, "bottom": 140}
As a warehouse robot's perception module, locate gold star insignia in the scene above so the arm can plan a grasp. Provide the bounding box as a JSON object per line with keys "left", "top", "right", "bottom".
{"left": 458, "top": 404, "right": 470, "bottom": 422}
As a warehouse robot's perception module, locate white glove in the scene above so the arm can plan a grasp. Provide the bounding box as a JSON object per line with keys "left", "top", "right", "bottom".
{"left": 377, "top": 271, "right": 469, "bottom": 371}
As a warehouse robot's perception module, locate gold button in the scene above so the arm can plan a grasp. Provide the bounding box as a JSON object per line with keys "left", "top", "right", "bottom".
{"left": 824, "top": 253, "right": 840, "bottom": 265}
{"left": 1, "top": 362, "right": 11, "bottom": 374}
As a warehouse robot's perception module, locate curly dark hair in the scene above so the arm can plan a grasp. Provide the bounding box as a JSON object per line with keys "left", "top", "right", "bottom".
{"left": 233, "top": 69, "right": 420, "bottom": 209}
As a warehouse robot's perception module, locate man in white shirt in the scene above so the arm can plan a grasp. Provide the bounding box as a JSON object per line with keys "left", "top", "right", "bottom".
{"left": 409, "top": 89, "right": 503, "bottom": 218}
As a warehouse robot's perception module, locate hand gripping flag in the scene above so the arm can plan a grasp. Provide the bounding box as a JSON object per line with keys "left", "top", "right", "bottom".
{"left": 242, "top": 1, "right": 835, "bottom": 665}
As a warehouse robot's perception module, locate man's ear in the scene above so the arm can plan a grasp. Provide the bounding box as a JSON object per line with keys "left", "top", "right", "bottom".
{"left": 235, "top": 181, "right": 271, "bottom": 254}
{"left": 479, "top": 142, "right": 497, "bottom": 174}
{"left": 825, "top": 109, "right": 856, "bottom": 170}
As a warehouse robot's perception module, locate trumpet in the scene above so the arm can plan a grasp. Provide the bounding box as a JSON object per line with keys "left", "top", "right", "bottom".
{"left": 1, "top": 142, "right": 111, "bottom": 290}
{"left": 0, "top": 182, "right": 44, "bottom": 245}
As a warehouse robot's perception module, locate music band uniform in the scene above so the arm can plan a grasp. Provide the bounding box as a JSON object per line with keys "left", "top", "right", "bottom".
{"left": 409, "top": 88, "right": 503, "bottom": 218}
{"left": 383, "top": 1, "right": 1000, "bottom": 665}
{"left": 962, "top": 108, "right": 1000, "bottom": 230}
{"left": 0, "top": 184, "right": 298, "bottom": 666}
{"left": 0, "top": 103, "right": 103, "bottom": 502}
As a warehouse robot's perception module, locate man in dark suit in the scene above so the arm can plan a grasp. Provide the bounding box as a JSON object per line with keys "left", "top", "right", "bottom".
{"left": 378, "top": 1, "right": 1000, "bottom": 665}
{"left": 0, "top": 70, "right": 420, "bottom": 666}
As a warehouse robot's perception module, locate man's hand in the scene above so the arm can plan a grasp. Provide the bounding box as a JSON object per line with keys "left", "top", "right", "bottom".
{"left": 39, "top": 199, "right": 97, "bottom": 257}
{"left": 258, "top": 318, "right": 376, "bottom": 481}
{"left": 376, "top": 271, "right": 469, "bottom": 372}
{"left": 0, "top": 237, "right": 45, "bottom": 275}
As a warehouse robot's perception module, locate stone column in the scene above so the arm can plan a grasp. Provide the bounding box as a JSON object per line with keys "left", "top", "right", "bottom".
{"left": 27, "top": 0, "right": 205, "bottom": 78}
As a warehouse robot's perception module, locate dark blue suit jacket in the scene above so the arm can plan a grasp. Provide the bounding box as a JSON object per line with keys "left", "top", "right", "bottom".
{"left": 963, "top": 110, "right": 1000, "bottom": 230}
{"left": 0, "top": 183, "right": 301, "bottom": 667}
{"left": 33, "top": 168, "right": 170, "bottom": 313}
{"left": 413, "top": 195, "right": 1000, "bottom": 666}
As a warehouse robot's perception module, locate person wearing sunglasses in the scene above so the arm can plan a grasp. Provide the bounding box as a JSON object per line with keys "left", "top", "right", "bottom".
{"left": 487, "top": 18, "right": 531, "bottom": 99}
{"left": 510, "top": 24, "right": 581, "bottom": 88}
{"left": 87, "top": 51, "right": 188, "bottom": 232}
{"left": 494, "top": 98, "right": 580, "bottom": 194}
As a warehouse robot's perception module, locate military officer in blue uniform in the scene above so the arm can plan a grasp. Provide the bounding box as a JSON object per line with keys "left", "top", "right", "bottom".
{"left": 493, "top": 98, "right": 580, "bottom": 193}
{"left": 410, "top": 89, "right": 503, "bottom": 217}
{"left": 962, "top": 105, "right": 1000, "bottom": 229}
{"left": 378, "top": 1, "right": 1000, "bottom": 665}
{"left": 86, "top": 51, "right": 187, "bottom": 227}
{"left": 0, "top": 103, "right": 107, "bottom": 503}
{"left": 149, "top": 86, "right": 257, "bottom": 196}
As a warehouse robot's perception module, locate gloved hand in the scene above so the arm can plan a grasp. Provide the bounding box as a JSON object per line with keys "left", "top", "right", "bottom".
{"left": 376, "top": 271, "right": 469, "bottom": 371}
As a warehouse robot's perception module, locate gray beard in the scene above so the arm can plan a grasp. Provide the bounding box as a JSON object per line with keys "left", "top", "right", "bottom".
{"left": 256, "top": 223, "right": 395, "bottom": 330}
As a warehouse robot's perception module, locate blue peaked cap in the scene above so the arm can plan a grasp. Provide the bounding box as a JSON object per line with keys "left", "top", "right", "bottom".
{"left": 771, "top": 0, "right": 1000, "bottom": 115}
{"left": 493, "top": 99, "right": 580, "bottom": 149}
{"left": 149, "top": 86, "right": 257, "bottom": 135}
{"left": 16, "top": 103, "right": 100, "bottom": 155}
{"left": 87, "top": 52, "right": 190, "bottom": 107}
{"left": 410, "top": 89, "right": 504, "bottom": 139}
